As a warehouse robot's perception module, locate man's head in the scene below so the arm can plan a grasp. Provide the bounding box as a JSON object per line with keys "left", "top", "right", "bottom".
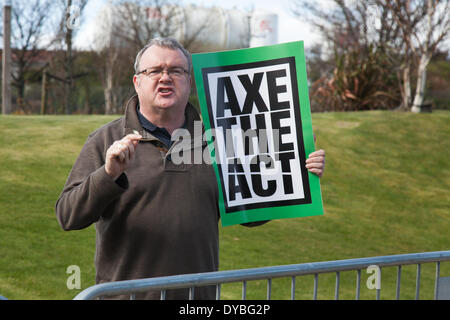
{"left": 133, "top": 38, "right": 192, "bottom": 116}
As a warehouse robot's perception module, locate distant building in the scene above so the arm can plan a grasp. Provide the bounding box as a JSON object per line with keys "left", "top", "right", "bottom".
{"left": 87, "top": 3, "right": 278, "bottom": 52}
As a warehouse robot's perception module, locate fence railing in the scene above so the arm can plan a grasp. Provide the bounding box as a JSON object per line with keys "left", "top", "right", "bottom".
{"left": 74, "top": 250, "right": 450, "bottom": 300}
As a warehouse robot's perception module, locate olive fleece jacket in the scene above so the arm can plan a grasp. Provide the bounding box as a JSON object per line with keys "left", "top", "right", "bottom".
{"left": 55, "top": 95, "right": 220, "bottom": 299}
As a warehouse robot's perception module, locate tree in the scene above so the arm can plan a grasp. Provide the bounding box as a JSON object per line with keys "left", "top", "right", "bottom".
{"left": 91, "top": 0, "right": 213, "bottom": 114}
{"left": 310, "top": 45, "right": 401, "bottom": 111}
{"left": 384, "top": 0, "right": 450, "bottom": 112}
{"left": 293, "top": 0, "right": 450, "bottom": 112}
{"left": 91, "top": 0, "right": 177, "bottom": 114}
{"left": 51, "top": 0, "right": 89, "bottom": 114}
{"left": 2, "top": 0, "right": 53, "bottom": 113}
{"left": 293, "top": 0, "right": 403, "bottom": 111}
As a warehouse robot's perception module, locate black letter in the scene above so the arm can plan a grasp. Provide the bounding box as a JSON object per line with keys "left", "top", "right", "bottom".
{"left": 238, "top": 73, "right": 268, "bottom": 114}
{"left": 228, "top": 174, "right": 252, "bottom": 201}
{"left": 282, "top": 175, "right": 294, "bottom": 194}
{"left": 266, "top": 69, "right": 290, "bottom": 111}
{"left": 217, "top": 117, "right": 237, "bottom": 157}
{"left": 228, "top": 158, "right": 244, "bottom": 173}
{"left": 250, "top": 154, "right": 275, "bottom": 172}
{"left": 276, "top": 152, "right": 295, "bottom": 172}
{"left": 249, "top": 155, "right": 277, "bottom": 197}
{"left": 251, "top": 175, "right": 277, "bottom": 197}
{"left": 240, "top": 114, "right": 270, "bottom": 156}
{"left": 276, "top": 152, "right": 296, "bottom": 194}
{"left": 271, "top": 111, "right": 294, "bottom": 152}
{"left": 217, "top": 77, "right": 241, "bottom": 117}
{"left": 255, "top": 113, "right": 269, "bottom": 154}
{"left": 240, "top": 115, "right": 257, "bottom": 156}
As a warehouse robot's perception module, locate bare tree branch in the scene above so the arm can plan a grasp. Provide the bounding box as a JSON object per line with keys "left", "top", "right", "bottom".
{"left": 92, "top": 0, "right": 214, "bottom": 114}
{"left": 292, "top": 0, "right": 450, "bottom": 112}
{"left": 6, "top": 0, "right": 54, "bottom": 112}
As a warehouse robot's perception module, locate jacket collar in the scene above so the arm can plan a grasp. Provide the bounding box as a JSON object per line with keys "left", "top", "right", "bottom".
{"left": 123, "top": 95, "right": 202, "bottom": 143}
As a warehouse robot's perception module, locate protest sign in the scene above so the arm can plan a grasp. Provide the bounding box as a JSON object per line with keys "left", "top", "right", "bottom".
{"left": 192, "top": 41, "right": 323, "bottom": 227}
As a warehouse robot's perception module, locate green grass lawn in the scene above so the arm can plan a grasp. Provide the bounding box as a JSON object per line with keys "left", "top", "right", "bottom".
{"left": 0, "top": 111, "right": 449, "bottom": 300}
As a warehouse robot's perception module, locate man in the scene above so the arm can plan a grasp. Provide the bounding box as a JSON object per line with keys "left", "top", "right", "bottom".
{"left": 55, "top": 38, "right": 325, "bottom": 299}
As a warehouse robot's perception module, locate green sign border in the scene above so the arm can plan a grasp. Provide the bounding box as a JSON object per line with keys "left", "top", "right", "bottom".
{"left": 192, "top": 41, "right": 323, "bottom": 227}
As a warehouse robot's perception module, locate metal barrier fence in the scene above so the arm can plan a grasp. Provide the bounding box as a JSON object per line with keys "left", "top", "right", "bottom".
{"left": 74, "top": 250, "right": 450, "bottom": 300}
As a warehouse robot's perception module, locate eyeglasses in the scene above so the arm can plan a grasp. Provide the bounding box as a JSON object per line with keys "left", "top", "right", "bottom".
{"left": 136, "top": 67, "right": 189, "bottom": 79}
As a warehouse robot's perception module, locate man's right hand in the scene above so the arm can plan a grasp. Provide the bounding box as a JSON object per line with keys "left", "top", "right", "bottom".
{"left": 105, "top": 133, "right": 142, "bottom": 181}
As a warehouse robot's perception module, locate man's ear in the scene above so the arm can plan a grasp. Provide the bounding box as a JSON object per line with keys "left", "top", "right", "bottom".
{"left": 133, "top": 74, "right": 140, "bottom": 90}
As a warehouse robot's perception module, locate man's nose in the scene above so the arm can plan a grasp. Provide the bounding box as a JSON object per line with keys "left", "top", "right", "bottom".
{"left": 159, "top": 71, "right": 173, "bottom": 82}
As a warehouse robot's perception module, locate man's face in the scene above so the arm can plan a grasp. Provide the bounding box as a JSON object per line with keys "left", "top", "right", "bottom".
{"left": 133, "top": 46, "right": 191, "bottom": 114}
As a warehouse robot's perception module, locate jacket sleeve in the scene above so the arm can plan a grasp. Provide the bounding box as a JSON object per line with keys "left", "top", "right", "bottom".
{"left": 55, "top": 134, "right": 126, "bottom": 231}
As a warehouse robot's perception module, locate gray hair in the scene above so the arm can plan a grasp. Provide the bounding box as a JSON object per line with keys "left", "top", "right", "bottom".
{"left": 134, "top": 37, "right": 192, "bottom": 75}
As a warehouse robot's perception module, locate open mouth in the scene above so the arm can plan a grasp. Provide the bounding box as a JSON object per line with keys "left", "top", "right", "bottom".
{"left": 158, "top": 87, "right": 174, "bottom": 95}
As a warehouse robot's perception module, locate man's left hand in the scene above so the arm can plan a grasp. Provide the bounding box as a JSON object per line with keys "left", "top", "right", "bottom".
{"left": 306, "top": 149, "right": 326, "bottom": 178}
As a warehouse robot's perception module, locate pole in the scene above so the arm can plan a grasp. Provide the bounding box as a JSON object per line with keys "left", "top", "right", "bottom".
{"left": 40, "top": 68, "right": 47, "bottom": 115}
{"left": 2, "top": 1, "right": 12, "bottom": 114}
